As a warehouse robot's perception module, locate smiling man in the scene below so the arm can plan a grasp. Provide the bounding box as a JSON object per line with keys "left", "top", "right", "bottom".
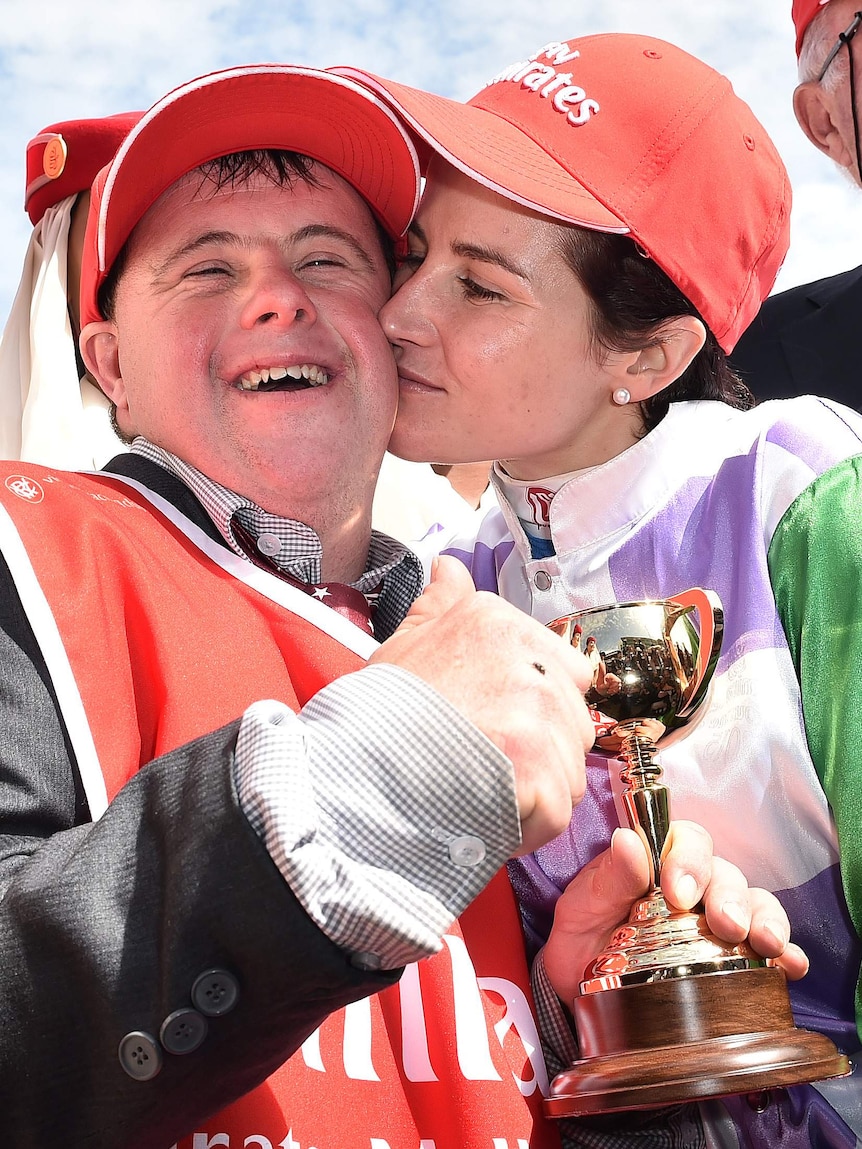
{"left": 0, "top": 64, "right": 801, "bottom": 1149}
{"left": 0, "top": 62, "right": 606, "bottom": 1148}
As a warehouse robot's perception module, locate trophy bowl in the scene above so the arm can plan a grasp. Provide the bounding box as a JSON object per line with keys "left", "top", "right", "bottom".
{"left": 543, "top": 590, "right": 849, "bottom": 1118}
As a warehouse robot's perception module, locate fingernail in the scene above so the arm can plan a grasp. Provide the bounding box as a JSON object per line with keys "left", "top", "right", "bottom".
{"left": 675, "top": 874, "right": 698, "bottom": 907}
{"left": 721, "top": 900, "right": 748, "bottom": 933}
{"left": 763, "top": 919, "right": 788, "bottom": 950}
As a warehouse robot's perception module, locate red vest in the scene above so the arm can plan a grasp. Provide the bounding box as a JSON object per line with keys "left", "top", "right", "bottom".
{"left": 0, "top": 466, "right": 561, "bottom": 1149}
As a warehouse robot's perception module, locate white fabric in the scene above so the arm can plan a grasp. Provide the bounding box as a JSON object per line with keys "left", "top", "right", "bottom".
{"left": 494, "top": 460, "right": 588, "bottom": 540}
{"left": 372, "top": 452, "right": 496, "bottom": 545}
{"left": 0, "top": 197, "right": 124, "bottom": 468}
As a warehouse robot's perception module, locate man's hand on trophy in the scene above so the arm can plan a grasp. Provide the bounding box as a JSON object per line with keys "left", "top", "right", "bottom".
{"left": 542, "top": 823, "right": 809, "bottom": 1006}
{"left": 369, "top": 555, "right": 596, "bottom": 853}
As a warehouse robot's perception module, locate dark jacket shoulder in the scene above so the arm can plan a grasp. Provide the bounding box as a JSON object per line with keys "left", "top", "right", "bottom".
{"left": 730, "top": 264, "right": 862, "bottom": 410}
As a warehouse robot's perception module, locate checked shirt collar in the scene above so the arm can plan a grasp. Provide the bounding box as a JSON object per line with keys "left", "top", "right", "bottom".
{"left": 129, "top": 438, "right": 421, "bottom": 640}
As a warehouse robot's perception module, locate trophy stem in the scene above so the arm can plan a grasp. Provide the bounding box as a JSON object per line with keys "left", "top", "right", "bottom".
{"left": 618, "top": 722, "right": 669, "bottom": 891}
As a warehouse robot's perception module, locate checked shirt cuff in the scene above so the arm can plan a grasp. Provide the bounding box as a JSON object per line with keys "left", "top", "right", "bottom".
{"left": 234, "top": 663, "right": 521, "bottom": 970}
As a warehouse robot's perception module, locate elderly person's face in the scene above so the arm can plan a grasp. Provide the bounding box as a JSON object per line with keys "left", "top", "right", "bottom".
{"left": 82, "top": 163, "right": 396, "bottom": 525}
{"left": 794, "top": 0, "right": 862, "bottom": 186}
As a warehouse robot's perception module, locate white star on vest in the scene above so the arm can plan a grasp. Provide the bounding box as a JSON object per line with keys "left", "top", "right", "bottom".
{"left": 311, "top": 586, "right": 332, "bottom": 601}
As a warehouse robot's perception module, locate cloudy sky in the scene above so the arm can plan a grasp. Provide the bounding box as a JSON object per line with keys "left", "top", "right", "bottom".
{"left": 2, "top": 0, "right": 861, "bottom": 325}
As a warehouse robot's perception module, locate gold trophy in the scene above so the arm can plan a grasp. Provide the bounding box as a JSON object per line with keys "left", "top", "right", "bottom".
{"left": 543, "top": 589, "right": 849, "bottom": 1118}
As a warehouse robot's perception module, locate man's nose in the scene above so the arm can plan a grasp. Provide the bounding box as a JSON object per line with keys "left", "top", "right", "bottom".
{"left": 239, "top": 266, "right": 318, "bottom": 329}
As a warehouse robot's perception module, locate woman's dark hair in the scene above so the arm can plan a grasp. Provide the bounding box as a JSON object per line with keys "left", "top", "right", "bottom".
{"left": 555, "top": 229, "right": 754, "bottom": 433}
{"left": 97, "top": 149, "right": 397, "bottom": 320}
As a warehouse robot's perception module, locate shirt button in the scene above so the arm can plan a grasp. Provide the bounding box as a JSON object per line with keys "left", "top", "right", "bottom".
{"left": 257, "top": 532, "right": 282, "bottom": 557}
{"left": 534, "top": 571, "right": 552, "bottom": 591}
{"left": 159, "top": 1008, "right": 208, "bottom": 1055}
{"left": 118, "top": 1031, "right": 163, "bottom": 1081}
{"left": 448, "top": 835, "right": 486, "bottom": 867}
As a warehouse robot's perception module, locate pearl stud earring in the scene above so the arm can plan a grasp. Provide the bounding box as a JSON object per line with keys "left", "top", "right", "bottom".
{"left": 612, "top": 387, "right": 631, "bottom": 406}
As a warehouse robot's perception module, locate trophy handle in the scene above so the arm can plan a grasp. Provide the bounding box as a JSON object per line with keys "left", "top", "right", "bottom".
{"left": 668, "top": 588, "right": 724, "bottom": 719}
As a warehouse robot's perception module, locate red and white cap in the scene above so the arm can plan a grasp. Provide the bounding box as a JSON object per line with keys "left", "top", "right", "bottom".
{"left": 80, "top": 64, "right": 421, "bottom": 327}
{"left": 334, "top": 33, "right": 791, "bottom": 353}
{"left": 792, "top": 0, "right": 833, "bottom": 55}
{"left": 25, "top": 112, "right": 142, "bottom": 225}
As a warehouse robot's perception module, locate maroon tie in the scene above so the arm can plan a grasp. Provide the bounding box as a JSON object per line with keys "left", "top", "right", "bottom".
{"left": 231, "top": 520, "right": 375, "bottom": 633}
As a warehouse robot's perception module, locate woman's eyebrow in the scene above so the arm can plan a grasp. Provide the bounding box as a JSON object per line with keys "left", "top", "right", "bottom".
{"left": 410, "top": 218, "right": 530, "bottom": 280}
{"left": 452, "top": 240, "right": 531, "bottom": 282}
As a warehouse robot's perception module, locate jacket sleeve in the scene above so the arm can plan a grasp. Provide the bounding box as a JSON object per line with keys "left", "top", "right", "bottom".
{"left": 768, "top": 453, "right": 862, "bottom": 1039}
{"left": 0, "top": 570, "right": 399, "bottom": 1148}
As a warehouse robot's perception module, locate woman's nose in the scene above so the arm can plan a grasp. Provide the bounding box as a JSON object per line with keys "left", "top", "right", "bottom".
{"left": 380, "top": 269, "right": 429, "bottom": 345}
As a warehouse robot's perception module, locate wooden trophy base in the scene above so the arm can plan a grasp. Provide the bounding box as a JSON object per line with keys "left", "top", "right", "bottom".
{"left": 545, "top": 966, "right": 849, "bottom": 1118}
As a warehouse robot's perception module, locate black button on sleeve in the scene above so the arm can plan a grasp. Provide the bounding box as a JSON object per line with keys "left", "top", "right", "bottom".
{"left": 191, "top": 968, "right": 240, "bottom": 1017}
{"left": 118, "top": 1031, "right": 163, "bottom": 1081}
{"left": 159, "top": 1007, "right": 208, "bottom": 1055}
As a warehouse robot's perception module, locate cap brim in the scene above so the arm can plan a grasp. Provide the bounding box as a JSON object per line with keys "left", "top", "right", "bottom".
{"left": 96, "top": 66, "right": 421, "bottom": 275}
{"left": 332, "top": 68, "right": 628, "bottom": 235}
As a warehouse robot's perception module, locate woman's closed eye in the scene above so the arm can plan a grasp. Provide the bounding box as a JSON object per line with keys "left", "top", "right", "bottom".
{"left": 457, "top": 274, "right": 505, "bottom": 303}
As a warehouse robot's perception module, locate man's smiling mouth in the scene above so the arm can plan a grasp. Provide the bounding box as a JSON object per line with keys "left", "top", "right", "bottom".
{"left": 237, "top": 363, "right": 330, "bottom": 391}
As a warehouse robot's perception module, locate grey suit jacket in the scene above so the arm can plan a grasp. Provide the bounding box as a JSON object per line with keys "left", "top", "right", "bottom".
{"left": 0, "top": 454, "right": 399, "bottom": 1147}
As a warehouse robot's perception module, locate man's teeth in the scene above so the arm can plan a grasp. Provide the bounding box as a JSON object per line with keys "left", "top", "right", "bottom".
{"left": 237, "top": 364, "right": 330, "bottom": 390}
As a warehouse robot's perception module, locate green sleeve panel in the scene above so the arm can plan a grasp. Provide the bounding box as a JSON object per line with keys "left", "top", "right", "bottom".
{"left": 768, "top": 455, "right": 862, "bottom": 1035}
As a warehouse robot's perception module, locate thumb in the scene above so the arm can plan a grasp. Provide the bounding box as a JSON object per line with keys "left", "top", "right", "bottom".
{"left": 396, "top": 554, "right": 477, "bottom": 633}
{"left": 553, "top": 828, "right": 649, "bottom": 945}
{"left": 543, "top": 828, "right": 650, "bottom": 1003}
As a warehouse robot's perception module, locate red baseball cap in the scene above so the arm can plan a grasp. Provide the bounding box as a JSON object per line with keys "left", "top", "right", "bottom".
{"left": 792, "top": 0, "right": 833, "bottom": 55}
{"left": 334, "top": 33, "right": 791, "bottom": 353}
{"left": 25, "top": 112, "right": 142, "bottom": 225}
{"left": 80, "top": 64, "right": 421, "bottom": 327}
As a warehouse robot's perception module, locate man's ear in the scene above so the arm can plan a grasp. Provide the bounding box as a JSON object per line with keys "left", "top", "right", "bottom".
{"left": 79, "top": 321, "right": 128, "bottom": 413}
{"left": 619, "top": 316, "right": 707, "bottom": 402}
{"left": 794, "top": 80, "right": 856, "bottom": 173}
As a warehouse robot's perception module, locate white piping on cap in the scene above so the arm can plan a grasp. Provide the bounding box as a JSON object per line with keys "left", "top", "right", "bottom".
{"left": 97, "top": 65, "right": 422, "bottom": 273}
{"left": 334, "top": 67, "right": 631, "bottom": 236}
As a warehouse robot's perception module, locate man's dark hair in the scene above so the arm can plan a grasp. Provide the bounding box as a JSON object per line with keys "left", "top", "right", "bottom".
{"left": 97, "top": 149, "right": 396, "bottom": 320}
{"left": 555, "top": 229, "right": 753, "bottom": 433}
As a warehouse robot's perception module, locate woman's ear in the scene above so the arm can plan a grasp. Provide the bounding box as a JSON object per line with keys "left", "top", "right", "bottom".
{"left": 623, "top": 316, "right": 707, "bottom": 401}
{"left": 79, "top": 321, "right": 128, "bottom": 413}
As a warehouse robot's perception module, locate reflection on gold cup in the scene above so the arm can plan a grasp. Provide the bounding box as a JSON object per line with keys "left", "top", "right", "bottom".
{"left": 549, "top": 589, "right": 721, "bottom": 895}
{"left": 543, "top": 589, "right": 849, "bottom": 1118}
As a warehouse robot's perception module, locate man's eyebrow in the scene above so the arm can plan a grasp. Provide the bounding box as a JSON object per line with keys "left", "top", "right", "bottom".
{"left": 151, "top": 231, "right": 242, "bottom": 277}
{"left": 291, "top": 224, "right": 377, "bottom": 270}
{"left": 408, "top": 220, "right": 529, "bottom": 281}
{"left": 151, "top": 224, "right": 377, "bottom": 277}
